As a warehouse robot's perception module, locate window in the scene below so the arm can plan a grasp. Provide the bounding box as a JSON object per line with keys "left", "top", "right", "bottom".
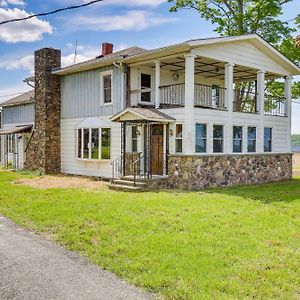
{"left": 101, "top": 128, "right": 111, "bottom": 160}
{"left": 91, "top": 129, "right": 99, "bottom": 159}
{"left": 248, "top": 127, "right": 256, "bottom": 153}
{"left": 195, "top": 124, "right": 207, "bottom": 153}
{"left": 141, "top": 73, "right": 151, "bottom": 102}
{"left": 264, "top": 127, "right": 272, "bottom": 152}
{"left": 233, "top": 126, "right": 243, "bottom": 153}
{"left": 132, "top": 126, "right": 138, "bottom": 153}
{"left": 175, "top": 124, "right": 183, "bottom": 153}
{"left": 77, "top": 129, "right": 82, "bottom": 159}
{"left": 101, "top": 71, "right": 112, "bottom": 104}
{"left": 213, "top": 125, "right": 224, "bottom": 153}
{"left": 77, "top": 128, "right": 111, "bottom": 160}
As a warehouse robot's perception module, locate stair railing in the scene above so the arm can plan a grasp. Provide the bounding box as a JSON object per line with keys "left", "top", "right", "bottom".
{"left": 111, "top": 155, "right": 123, "bottom": 183}
{"left": 132, "top": 154, "right": 144, "bottom": 187}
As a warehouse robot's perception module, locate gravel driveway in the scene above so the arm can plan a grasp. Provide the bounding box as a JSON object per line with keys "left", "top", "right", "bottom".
{"left": 0, "top": 216, "right": 152, "bottom": 300}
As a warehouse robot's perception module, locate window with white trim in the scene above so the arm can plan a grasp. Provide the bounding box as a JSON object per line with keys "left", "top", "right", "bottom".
{"left": 213, "top": 125, "right": 224, "bottom": 153}
{"left": 175, "top": 124, "right": 183, "bottom": 153}
{"left": 264, "top": 127, "right": 272, "bottom": 152}
{"left": 247, "top": 127, "right": 256, "bottom": 153}
{"left": 233, "top": 126, "right": 243, "bottom": 153}
{"left": 77, "top": 128, "right": 111, "bottom": 160}
{"left": 100, "top": 71, "right": 112, "bottom": 104}
{"left": 195, "top": 123, "right": 207, "bottom": 153}
{"left": 141, "top": 73, "right": 151, "bottom": 102}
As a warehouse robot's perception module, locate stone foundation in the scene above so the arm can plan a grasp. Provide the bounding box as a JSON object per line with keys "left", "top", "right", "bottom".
{"left": 166, "top": 153, "right": 293, "bottom": 190}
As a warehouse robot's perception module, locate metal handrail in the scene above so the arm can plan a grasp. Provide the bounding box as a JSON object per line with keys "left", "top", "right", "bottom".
{"left": 264, "top": 96, "right": 286, "bottom": 116}
{"left": 131, "top": 154, "right": 144, "bottom": 187}
{"left": 111, "top": 155, "right": 123, "bottom": 182}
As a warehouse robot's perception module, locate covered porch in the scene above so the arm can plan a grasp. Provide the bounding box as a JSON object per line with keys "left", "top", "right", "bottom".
{"left": 110, "top": 108, "right": 174, "bottom": 182}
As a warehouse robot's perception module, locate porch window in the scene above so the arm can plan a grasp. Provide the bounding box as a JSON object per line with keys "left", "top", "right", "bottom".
{"left": 233, "top": 126, "right": 243, "bottom": 153}
{"left": 132, "top": 126, "right": 138, "bottom": 152}
{"left": 213, "top": 125, "right": 224, "bottom": 153}
{"left": 101, "top": 71, "right": 112, "bottom": 104}
{"left": 175, "top": 124, "right": 183, "bottom": 153}
{"left": 195, "top": 124, "right": 207, "bottom": 153}
{"left": 141, "top": 73, "right": 151, "bottom": 102}
{"left": 247, "top": 127, "right": 256, "bottom": 153}
{"left": 76, "top": 128, "right": 111, "bottom": 160}
{"left": 264, "top": 127, "right": 272, "bottom": 152}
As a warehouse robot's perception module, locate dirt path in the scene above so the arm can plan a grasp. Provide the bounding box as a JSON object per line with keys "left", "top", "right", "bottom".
{"left": 0, "top": 216, "right": 152, "bottom": 300}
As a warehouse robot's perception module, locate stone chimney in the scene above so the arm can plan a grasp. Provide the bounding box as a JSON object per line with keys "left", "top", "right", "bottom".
{"left": 102, "top": 42, "right": 113, "bottom": 56}
{"left": 296, "top": 35, "right": 300, "bottom": 48}
{"left": 25, "top": 48, "right": 61, "bottom": 174}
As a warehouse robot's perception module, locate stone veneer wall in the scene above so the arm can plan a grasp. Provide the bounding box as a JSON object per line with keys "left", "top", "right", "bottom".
{"left": 24, "top": 48, "right": 61, "bottom": 174}
{"left": 166, "top": 153, "right": 293, "bottom": 190}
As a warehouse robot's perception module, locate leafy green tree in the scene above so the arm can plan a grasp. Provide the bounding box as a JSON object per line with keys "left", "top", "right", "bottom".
{"left": 168, "top": 0, "right": 300, "bottom": 99}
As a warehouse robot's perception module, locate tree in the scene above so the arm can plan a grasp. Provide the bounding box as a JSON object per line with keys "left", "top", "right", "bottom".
{"left": 168, "top": 0, "right": 300, "bottom": 99}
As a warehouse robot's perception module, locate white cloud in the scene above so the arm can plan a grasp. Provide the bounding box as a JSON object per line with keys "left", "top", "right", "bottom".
{"left": 0, "top": 8, "right": 52, "bottom": 43}
{"left": 0, "top": 83, "right": 31, "bottom": 103}
{"left": 0, "top": 54, "right": 34, "bottom": 72}
{"left": 0, "top": 0, "right": 25, "bottom": 7}
{"left": 68, "top": 10, "right": 177, "bottom": 32}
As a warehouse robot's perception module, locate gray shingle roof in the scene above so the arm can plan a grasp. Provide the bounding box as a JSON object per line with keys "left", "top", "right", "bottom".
{"left": 1, "top": 90, "right": 34, "bottom": 107}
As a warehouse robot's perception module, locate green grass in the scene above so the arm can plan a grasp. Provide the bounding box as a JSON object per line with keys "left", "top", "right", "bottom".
{"left": 0, "top": 171, "right": 300, "bottom": 299}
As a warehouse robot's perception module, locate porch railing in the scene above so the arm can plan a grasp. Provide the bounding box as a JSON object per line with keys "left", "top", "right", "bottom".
{"left": 233, "top": 90, "right": 258, "bottom": 113}
{"left": 194, "top": 84, "right": 226, "bottom": 109}
{"left": 132, "top": 154, "right": 144, "bottom": 187}
{"left": 111, "top": 155, "right": 123, "bottom": 182}
{"left": 159, "top": 84, "right": 185, "bottom": 107}
{"left": 264, "top": 96, "right": 286, "bottom": 116}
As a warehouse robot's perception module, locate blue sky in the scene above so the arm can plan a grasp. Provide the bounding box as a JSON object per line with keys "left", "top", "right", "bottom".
{"left": 0, "top": 0, "right": 299, "bottom": 132}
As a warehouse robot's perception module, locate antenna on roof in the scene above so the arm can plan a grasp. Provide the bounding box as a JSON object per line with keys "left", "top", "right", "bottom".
{"left": 73, "top": 40, "right": 78, "bottom": 64}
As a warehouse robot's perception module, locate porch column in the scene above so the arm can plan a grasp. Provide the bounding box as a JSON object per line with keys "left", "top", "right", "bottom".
{"left": 155, "top": 61, "right": 161, "bottom": 109}
{"left": 285, "top": 76, "right": 293, "bottom": 152}
{"left": 257, "top": 70, "right": 265, "bottom": 153}
{"left": 163, "top": 124, "right": 167, "bottom": 175}
{"left": 184, "top": 53, "right": 196, "bottom": 154}
{"left": 225, "top": 63, "right": 234, "bottom": 153}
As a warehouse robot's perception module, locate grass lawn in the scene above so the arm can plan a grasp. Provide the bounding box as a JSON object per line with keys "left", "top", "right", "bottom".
{"left": 0, "top": 171, "right": 300, "bottom": 299}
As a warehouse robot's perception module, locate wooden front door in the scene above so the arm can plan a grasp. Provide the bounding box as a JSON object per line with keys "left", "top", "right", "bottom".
{"left": 151, "top": 125, "right": 164, "bottom": 175}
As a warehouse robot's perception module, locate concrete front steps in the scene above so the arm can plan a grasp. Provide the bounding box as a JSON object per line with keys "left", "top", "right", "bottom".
{"left": 109, "top": 178, "right": 148, "bottom": 192}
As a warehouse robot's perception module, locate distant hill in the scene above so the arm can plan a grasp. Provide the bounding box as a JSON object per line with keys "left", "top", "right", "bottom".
{"left": 292, "top": 134, "right": 300, "bottom": 152}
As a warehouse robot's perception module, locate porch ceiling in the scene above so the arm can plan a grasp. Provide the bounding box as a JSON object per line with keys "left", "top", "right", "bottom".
{"left": 144, "top": 56, "right": 279, "bottom": 82}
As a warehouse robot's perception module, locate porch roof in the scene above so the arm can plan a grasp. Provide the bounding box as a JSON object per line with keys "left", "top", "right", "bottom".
{"left": 0, "top": 125, "right": 32, "bottom": 135}
{"left": 110, "top": 108, "right": 175, "bottom": 123}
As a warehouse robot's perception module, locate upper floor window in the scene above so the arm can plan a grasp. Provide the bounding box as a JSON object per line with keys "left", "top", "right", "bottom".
{"left": 264, "top": 127, "right": 272, "bottom": 152}
{"left": 195, "top": 124, "right": 207, "bottom": 153}
{"left": 247, "top": 127, "right": 256, "bottom": 153}
{"left": 77, "top": 128, "right": 111, "bottom": 160}
{"left": 141, "top": 73, "right": 151, "bottom": 103}
{"left": 175, "top": 124, "right": 183, "bottom": 153}
{"left": 213, "top": 125, "right": 224, "bottom": 153}
{"left": 101, "top": 71, "right": 112, "bottom": 105}
{"left": 233, "top": 126, "right": 243, "bottom": 153}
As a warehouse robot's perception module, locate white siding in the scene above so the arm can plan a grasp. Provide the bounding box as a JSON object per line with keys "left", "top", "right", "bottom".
{"left": 61, "top": 117, "right": 121, "bottom": 178}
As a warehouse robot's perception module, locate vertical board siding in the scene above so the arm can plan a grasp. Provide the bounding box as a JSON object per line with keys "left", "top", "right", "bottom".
{"left": 2, "top": 103, "right": 34, "bottom": 125}
{"left": 61, "top": 66, "right": 125, "bottom": 119}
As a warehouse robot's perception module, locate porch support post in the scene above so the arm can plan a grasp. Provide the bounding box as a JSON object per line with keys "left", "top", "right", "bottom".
{"left": 163, "top": 123, "right": 167, "bottom": 175}
{"left": 122, "top": 122, "right": 127, "bottom": 176}
{"left": 225, "top": 62, "right": 234, "bottom": 153}
{"left": 285, "top": 76, "right": 293, "bottom": 152}
{"left": 257, "top": 70, "right": 265, "bottom": 153}
{"left": 184, "top": 53, "right": 196, "bottom": 155}
{"left": 155, "top": 60, "right": 161, "bottom": 109}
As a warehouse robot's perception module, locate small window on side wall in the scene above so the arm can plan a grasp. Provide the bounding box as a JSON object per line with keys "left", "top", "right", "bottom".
{"left": 264, "top": 127, "right": 272, "bottom": 152}
{"left": 101, "top": 71, "right": 112, "bottom": 105}
{"left": 175, "top": 124, "right": 183, "bottom": 153}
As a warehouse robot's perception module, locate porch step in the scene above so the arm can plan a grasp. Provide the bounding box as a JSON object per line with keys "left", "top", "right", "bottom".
{"left": 109, "top": 183, "right": 144, "bottom": 192}
{"left": 113, "top": 179, "right": 147, "bottom": 187}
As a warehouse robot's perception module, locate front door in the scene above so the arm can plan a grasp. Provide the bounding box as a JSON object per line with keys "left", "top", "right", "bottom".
{"left": 151, "top": 125, "right": 164, "bottom": 175}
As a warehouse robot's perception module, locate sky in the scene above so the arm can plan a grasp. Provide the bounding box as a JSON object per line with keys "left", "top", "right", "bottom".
{"left": 0, "top": 0, "right": 299, "bottom": 132}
